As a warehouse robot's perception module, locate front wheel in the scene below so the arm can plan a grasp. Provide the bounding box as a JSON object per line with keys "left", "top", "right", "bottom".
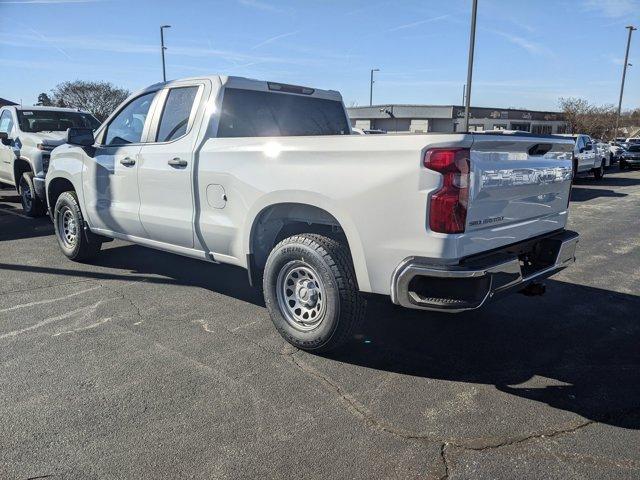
{"left": 53, "top": 191, "right": 102, "bottom": 261}
{"left": 593, "top": 163, "right": 604, "bottom": 180}
{"left": 19, "top": 172, "right": 45, "bottom": 217}
{"left": 263, "top": 233, "right": 366, "bottom": 352}
{"left": 620, "top": 161, "right": 627, "bottom": 170}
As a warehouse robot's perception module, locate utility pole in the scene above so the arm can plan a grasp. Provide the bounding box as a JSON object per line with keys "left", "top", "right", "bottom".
{"left": 463, "top": 0, "right": 478, "bottom": 131}
{"left": 369, "top": 68, "right": 379, "bottom": 106}
{"left": 160, "top": 25, "right": 171, "bottom": 82}
{"left": 462, "top": 84, "right": 466, "bottom": 105}
{"left": 614, "top": 25, "right": 636, "bottom": 141}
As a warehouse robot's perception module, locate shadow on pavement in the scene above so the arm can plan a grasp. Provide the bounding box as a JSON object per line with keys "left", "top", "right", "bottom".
{"left": 325, "top": 280, "right": 640, "bottom": 430}
{"left": 0, "top": 188, "right": 55, "bottom": 242}
{"left": 570, "top": 187, "right": 627, "bottom": 202}
{"left": 573, "top": 175, "right": 640, "bottom": 188}
{"left": 0, "top": 243, "right": 264, "bottom": 307}
{"left": 3, "top": 242, "right": 637, "bottom": 430}
{"left": 0, "top": 208, "right": 54, "bottom": 242}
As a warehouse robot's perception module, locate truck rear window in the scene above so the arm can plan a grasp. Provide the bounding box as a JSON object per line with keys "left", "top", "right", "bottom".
{"left": 217, "top": 88, "right": 350, "bottom": 137}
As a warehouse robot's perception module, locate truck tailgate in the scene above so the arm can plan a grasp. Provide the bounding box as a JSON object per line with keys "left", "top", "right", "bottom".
{"left": 466, "top": 134, "right": 574, "bottom": 235}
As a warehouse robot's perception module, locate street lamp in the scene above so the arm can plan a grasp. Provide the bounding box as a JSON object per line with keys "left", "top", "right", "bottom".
{"left": 463, "top": 0, "right": 478, "bottom": 132}
{"left": 160, "top": 25, "right": 171, "bottom": 82}
{"left": 369, "top": 68, "right": 380, "bottom": 106}
{"left": 614, "top": 25, "right": 636, "bottom": 141}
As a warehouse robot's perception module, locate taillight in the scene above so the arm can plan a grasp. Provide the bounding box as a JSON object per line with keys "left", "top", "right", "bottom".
{"left": 424, "top": 148, "right": 470, "bottom": 234}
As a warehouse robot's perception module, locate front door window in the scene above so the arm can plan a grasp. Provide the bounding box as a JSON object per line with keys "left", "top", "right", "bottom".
{"left": 104, "top": 92, "right": 156, "bottom": 145}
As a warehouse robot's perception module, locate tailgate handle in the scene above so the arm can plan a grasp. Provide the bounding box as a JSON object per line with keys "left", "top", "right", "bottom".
{"left": 528, "top": 143, "right": 553, "bottom": 156}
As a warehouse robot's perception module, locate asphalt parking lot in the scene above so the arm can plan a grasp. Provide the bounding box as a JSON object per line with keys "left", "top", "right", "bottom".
{"left": 1, "top": 170, "right": 639, "bottom": 480}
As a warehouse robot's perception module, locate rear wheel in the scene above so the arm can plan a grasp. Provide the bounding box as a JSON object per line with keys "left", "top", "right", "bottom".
{"left": 53, "top": 191, "right": 102, "bottom": 261}
{"left": 263, "top": 233, "right": 365, "bottom": 352}
{"left": 19, "top": 172, "right": 45, "bottom": 217}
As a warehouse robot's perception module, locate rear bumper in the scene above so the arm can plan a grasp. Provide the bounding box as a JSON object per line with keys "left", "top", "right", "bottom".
{"left": 391, "top": 229, "right": 579, "bottom": 312}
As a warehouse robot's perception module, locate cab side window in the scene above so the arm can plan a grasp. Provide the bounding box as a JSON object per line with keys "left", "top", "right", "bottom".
{"left": 104, "top": 92, "right": 156, "bottom": 146}
{"left": 0, "top": 111, "right": 14, "bottom": 134}
{"left": 156, "top": 86, "right": 199, "bottom": 142}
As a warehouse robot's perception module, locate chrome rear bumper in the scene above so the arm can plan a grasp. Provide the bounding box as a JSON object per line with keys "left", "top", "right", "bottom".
{"left": 391, "top": 230, "right": 579, "bottom": 312}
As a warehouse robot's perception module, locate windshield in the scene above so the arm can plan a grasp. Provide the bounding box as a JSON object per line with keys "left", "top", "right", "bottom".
{"left": 17, "top": 110, "right": 100, "bottom": 133}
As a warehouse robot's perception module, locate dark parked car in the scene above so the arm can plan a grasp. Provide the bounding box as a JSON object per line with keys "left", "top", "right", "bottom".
{"left": 620, "top": 145, "right": 640, "bottom": 170}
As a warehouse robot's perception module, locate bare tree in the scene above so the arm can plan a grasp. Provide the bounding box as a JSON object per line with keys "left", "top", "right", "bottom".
{"left": 36, "top": 93, "right": 53, "bottom": 106}
{"left": 559, "top": 97, "right": 620, "bottom": 140}
{"left": 51, "top": 80, "right": 130, "bottom": 122}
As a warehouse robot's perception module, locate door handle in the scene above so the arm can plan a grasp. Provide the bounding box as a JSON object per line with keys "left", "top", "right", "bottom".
{"left": 168, "top": 158, "right": 188, "bottom": 168}
{"left": 120, "top": 157, "right": 136, "bottom": 167}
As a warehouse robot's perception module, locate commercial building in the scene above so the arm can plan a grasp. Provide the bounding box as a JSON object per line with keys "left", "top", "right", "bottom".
{"left": 0, "top": 97, "right": 18, "bottom": 108}
{"left": 347, "top": 105, "right": 567, "bottom": 134}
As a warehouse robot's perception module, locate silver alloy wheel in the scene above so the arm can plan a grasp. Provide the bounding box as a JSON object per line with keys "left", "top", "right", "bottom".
{"left": 276, "top": 263, "right": 327, "bottom": 331}
{"left": 20, "top": 178, "right": 32, "bottom": 211}
{"left": 57, "top": 206, "right": 78, "bottom": 248}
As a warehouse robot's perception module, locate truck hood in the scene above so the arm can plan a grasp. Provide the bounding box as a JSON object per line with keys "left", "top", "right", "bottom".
{"left": 19, "top": 131, "right": 67, "bottom": 148}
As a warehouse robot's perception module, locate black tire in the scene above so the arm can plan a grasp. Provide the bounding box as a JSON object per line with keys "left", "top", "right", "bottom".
{"left": 263, "top": 233, "right": 365, "bottom": 352}
{"left": 593, "top": 163, "right": 604, "bottom": 180}
{"left": 620, "top": 161, "right": 627, "bottom": 171}
{"left": 53, "top": 191, "right": 102, "bottom": 261}
{"left": 18, "top": 172, "right": 45, "bottom": 217}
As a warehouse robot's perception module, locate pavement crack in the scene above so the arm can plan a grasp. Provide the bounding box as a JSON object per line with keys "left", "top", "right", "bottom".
{"left": 450, "top": 419, "right": 597, "bottom": 452}
{"left": 289, "top": 353, "right": 435, "bottom": 441}
{"left": 101, "top": 281, "right": 146, "bottom": 323}
{"left": 438, "top": 443, "right": 450, "bottom": 480}
{"left": 195, "top": 318, "right": 294, "bottom": 358}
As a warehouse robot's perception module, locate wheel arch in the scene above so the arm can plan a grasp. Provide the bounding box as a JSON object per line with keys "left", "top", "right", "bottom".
{"left": 47, "top": 175, "right": 78, "bottom": 217}
{"left": 13, "top": 156, "right": 33, "bottom": 185}
{"left": 246, "top": 201, "right": 371, "bottom": 291}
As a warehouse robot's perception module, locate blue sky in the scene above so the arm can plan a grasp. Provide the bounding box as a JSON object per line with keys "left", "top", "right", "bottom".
{"left": 1, "top": 0, "right": 638, "bottom": 112}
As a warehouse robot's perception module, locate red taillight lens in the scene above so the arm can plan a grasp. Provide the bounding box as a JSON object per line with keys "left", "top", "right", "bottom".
{"left": 424, "top": 148, "right": 470, "bottom": 234}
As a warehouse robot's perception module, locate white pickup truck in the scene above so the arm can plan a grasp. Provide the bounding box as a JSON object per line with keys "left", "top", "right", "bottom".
{"left": 558, "top": 133, "right": 606, "bottom": 180}
{"left": 0, "top": 106, "right": 100, "bottom": 216}
{"left": 46, "top": 75, "right": 579, "bottom": 351}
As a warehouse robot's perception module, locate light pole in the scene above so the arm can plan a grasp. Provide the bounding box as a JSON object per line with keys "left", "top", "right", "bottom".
{"left": 614, "top": 25, "right": 636, "bottom": 141}
{"left": 160, "top": 25, "right": 171, "bottom": 82}
{"left": 463, "top": 0, "right": 478, "bottom": 131}
{"left": 369, "top": 68, "right": 379, "bottom": 106}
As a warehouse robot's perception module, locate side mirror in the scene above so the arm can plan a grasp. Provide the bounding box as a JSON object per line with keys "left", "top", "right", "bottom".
{"left": 584, "top": 143, "right": 593, "bottom": 151}
{"left": 0, "top": 132, "right": 12, "bottom": 146}
{"left": 67, "top": 127, "right": 94, "bottom": 147}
